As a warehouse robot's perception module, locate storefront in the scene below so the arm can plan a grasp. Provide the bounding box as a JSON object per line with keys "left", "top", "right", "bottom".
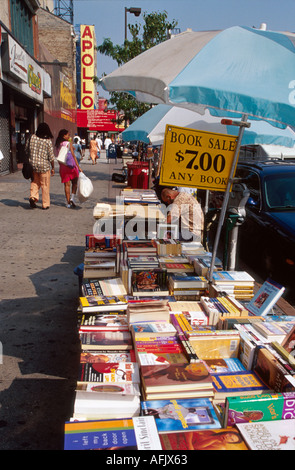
{"left": 0, "top": 24, "right": 51, "bottom": 174}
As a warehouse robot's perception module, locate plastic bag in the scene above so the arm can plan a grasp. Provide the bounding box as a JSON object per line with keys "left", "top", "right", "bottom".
{"left": 77, "top": 172, "right": 93, "bottom": 203}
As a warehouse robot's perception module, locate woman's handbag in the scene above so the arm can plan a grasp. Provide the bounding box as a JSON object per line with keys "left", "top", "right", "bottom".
{"left": 56, "top": 143, "right": 69, "bottom": 164}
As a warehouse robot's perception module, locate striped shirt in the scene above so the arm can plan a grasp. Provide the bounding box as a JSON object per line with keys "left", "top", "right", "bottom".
{"left": 27, "top": 134, "right": 55, "bottom": 173}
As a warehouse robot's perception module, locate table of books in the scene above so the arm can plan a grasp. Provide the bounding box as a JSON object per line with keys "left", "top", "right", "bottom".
{"left": 64, "top": 192, "right": 295, "bottom": 451}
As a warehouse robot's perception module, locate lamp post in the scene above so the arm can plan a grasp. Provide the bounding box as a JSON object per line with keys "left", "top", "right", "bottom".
{"left": 125, "top": 7, "right": 141, "bottom": 40}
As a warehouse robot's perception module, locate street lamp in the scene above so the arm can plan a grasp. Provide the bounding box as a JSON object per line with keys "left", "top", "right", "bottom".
{"left": 125, "top": 7, "right": 141, "bottom": 40}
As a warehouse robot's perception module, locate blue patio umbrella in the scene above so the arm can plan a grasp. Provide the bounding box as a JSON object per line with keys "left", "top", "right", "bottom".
{"left": 102, "top": 26, "right": 295, "bottom": 278}
{"left": 102, "top": 26, "right": 295, "bottom": 129}
{"left": 122, "top": 104, "right": 295, "bottom": 147}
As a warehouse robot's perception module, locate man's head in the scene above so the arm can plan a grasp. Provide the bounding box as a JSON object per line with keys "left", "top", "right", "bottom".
{"left": 161, "top": 188, "right": 179, "bottom": 205}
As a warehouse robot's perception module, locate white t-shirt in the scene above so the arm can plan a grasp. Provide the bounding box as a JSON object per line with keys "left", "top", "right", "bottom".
{"left": 104, "top": 138, "right": 112, "bottom": 150}
{"left": 96, "top": 138, "right": 102, "bottom": 150}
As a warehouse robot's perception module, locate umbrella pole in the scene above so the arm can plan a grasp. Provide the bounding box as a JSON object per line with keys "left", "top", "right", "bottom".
{"left": 208, "top": 114, "right": 249, "bottom": 282}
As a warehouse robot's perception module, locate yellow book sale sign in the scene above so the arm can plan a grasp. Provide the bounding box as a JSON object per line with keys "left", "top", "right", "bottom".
{"left": 159, "top": 125, "right": 238, "bottom": 192}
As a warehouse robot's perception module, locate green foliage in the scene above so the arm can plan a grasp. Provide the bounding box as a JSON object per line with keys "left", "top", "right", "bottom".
{"left": 96, "top": 10, "right": 178, "bottom": 124}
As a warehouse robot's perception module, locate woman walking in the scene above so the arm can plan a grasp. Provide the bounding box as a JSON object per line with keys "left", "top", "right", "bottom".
{"left": 89, "top": 137, "right": 98, "bottom": 164}
{"left": 26, "top": 122, "right": 55, "bottom": 210}
{"left": 55, "top": 129, "right": 82, "bottom": 208}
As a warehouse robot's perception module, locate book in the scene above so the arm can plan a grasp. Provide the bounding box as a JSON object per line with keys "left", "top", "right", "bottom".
{"left": 236, "top": 419, "right": 295, "bottom": 450}
{"left": 212, "top": 271, "right": 255, "bottom": 286}
{"left": 85, "top": 234, "right": 121, "bottom": 250}
{"left": 211, "top": 370, "right": 270, "bottom": 400}
{"left": 131, "top": 322, "right": 177, "bottom": 338}
{"left": 253, "top": 346, "right": 295, "bottom": 393}
{"left": 79, "top": 295, "right": 128, "bottom": 313}
{"left": 127, "top": 300, "right": 171, "bottom": 324}
{"left": 252, "top": 321, "right": 289, "bottom": 343}
{"left": 189, "top": 333, "right": 240, "bottom": 360}
{"left": 73, "top": 383, "right": 141, "bottom": 420}
{"left": 64, "top": 416, "right": 162, "bottom": 450}
{"left": 223, "top": 392, "right": 295, "bottom": 427}
{"left": 78, "top": 313, "right": 128, "bottom": 331}
{"left": 282, "top": 324, "right": 295, "bottom": 356}
{"left": 81, "top": 279, "right": 103, "bottom": 297}
{"left": 98, "top": 277, "right": 127, "bottom": 296}
{"left": 168, "top": 273, "right": 208, "bottom": 289}
{"left": 80, "top": 330, "right": 133, "bottom": 350}
{"left": 160, "top": 427, "right": 248, "bottom": 450}
{"left": 140, "top": 362, "right": 213, "bottom": 395}
{"left": 123, "top": 240, "right": 157, "bottom": 254}
{"left": 203, "top": 358, "right": 246, "bottom": 374}
{"left": 141, "top": 398, "right": 221, "bottom": 433}
{"left": 136, "top": 351, "right": 189, "bottom": 367}
{"left": 80, "top": 349, "right": 136, "bottom": 363}
{"left": 131, "top": 268, "right": 168, "bottom": 296}
{"left": 77, "top": 362, "right": 140, "bottom": 384}
{"left": 246, "top": 278, "right": 285, "bottom": 316}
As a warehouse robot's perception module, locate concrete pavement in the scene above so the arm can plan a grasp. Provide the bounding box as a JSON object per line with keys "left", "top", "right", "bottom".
{"left": 0, "top": 150, "right": 124, "bottom": 450}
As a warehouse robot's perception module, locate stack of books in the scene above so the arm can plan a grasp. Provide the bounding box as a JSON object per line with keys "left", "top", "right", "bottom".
{"left": 155, "top": 239, "right": 182, "bottom": 256}
{"left": 209, "top": 271, "right": 255, "bottom": 300}
{"left": 200, "top": 295, "right": 249, "bottom": 326}
{"left": 168, "top": 273, "right": 208, "bottom": 300}
{"left": 83, "top": 235, "right": 121, "bottom": 279}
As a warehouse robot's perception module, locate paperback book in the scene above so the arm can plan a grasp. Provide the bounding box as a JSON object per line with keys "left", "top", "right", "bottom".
{"left": 246, "top": 278, "right": 285, "bottom": 316}
{"left": 236, "top": 419, "right": 295, "bottom": 450}
{"left": 141, "top": 398, "right": 221, "bottom": 433}
{"left": 64, "top": 416, "right": 162, "bottom": 450}
{"left": 80, "top": 330, "right": 133, "bottom": 350}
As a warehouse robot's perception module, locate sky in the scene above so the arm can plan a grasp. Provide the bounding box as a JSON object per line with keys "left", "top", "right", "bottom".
{"left": 73, "top": 0, "right": 295, "bottom": 98}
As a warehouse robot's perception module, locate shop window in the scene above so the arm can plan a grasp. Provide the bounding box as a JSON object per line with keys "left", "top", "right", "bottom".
{"left": 10, "top": 0, "right": 34, "bottom": 55}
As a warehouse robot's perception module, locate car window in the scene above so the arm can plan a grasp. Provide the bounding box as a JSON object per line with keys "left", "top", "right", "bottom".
{"left": 264, "top": 173, "right": 295, "bottom": 209}
{"left": 240, "top": 170, "right": 261, "bottom": 205}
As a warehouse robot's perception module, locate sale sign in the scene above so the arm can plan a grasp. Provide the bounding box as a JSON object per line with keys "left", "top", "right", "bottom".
{"left": 80, "top": 25, "right": 95, "bottom": 110}
{"left": 159, "top": 125, "right": 238, "bottom": 192}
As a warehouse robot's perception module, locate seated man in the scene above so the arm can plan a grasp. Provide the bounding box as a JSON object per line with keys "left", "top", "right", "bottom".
{"left": 161, "top": 188, "right": 204, "bottom": 242}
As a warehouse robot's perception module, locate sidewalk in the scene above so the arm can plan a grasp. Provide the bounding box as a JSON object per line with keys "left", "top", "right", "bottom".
{"left": 0, "top": 151, "right": 125, "bottom": 450}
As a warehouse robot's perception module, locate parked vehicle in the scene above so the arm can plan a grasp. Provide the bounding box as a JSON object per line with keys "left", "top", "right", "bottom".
{"left": 234, "top": 160, "right": 295, "bottom": 297}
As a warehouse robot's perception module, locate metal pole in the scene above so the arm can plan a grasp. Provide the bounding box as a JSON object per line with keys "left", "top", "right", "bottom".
{"left": 208, "top": 114, "right": 249, "bottom": 282}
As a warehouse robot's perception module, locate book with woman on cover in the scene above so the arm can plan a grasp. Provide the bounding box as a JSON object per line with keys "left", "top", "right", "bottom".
{"left": 141, "top": 398, "right": 221, "bottom": 433}
{"left": 160, "top": 427, "right": 248, "bottom": 450}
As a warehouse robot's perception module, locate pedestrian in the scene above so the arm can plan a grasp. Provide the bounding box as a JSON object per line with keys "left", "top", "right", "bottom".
{"left": 104, "top": 134, "right": 112, "bottom": 158}
{"left": 161, "top": 188, "right": 204, "bottom": 242}
{"left": 89, "top": 137, "right": 99, "bottom": 164}
{"left": 81, "top": 138, "right": 86, "bottom": 159}
{"left": 55, "top": 129, "right": 82, "bottom": 208}
{"left": 73, "top": 137, "right": 82, "bottom": 164}
{"left": 95, "top": 134, "right": 102, "bottom": 159}
{"left": 26, "top": 122, "right": 55, "bottom": 210}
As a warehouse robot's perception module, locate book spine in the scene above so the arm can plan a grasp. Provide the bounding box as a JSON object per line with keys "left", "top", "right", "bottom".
{"left": 170, "top": 314, "right": 199, "bottom": 363}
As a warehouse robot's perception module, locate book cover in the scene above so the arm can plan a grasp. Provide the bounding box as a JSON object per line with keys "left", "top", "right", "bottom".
{"left": 64, "top": 416, "right": 162, "bottom": 450}
{"left": 80, "top": 349, "right": 136, "bottom": 363}
{"left": 78, "top": 362, "right": 140, "bottom": 384}
{"left": 253, "top": 346, "right": 295, "bottom": 393}
{"left": 236, "top": 419, "right": 295, "bottom": 450}
{"left": 131, "top": 322, "right": 176, "bottom": 336}
{"left": 137, "top": 351, "right": 189, "bottom": 366}
{"left": 212, "top": 371, "right": 270, "bottom": 398}
{"left": 189, "top": 334, "right": 240, "bottom": 360}
{"left": 203, "top": 358, "right": 246, "bottom": 374}
{"left": 246, "top": 278, "right": 285, "bottom": 316}
{"left": 169, "top": 273, "right": 208, "bottom": 289}
{"left": 78, "top": 313, "right": 128, "bottom": 331}
{"left": 141, "top": 362, "right": 212, "bottom": 393}
{"left": 212, "top": 271, "right": 255, "bottom": 284}
{"left": 141, "top": 398, "right": 221, "bottom": 433}
{"left": 160, "top": 427, "right": 248, "bottom": 450}
{"left": 80, "top": 330, "right": 133, "bottom": 350}
{"left": 224, "top": 392, "right": 295, "bottom": 427}
{"left": 79, "top": 295, "right": 128, "bottom": 313}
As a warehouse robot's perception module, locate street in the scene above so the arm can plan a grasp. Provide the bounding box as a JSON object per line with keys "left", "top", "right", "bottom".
{"left": 0, "top": 151, "right": 122, "bottom": 450}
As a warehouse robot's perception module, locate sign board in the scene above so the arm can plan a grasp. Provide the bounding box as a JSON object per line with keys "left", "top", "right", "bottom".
{"left": 159, "top": 125, "right": 238, "bottom": 192}
{"left": 80, "top": 25, "right": 96, "bottom": 110}
{"left": 77, "top": 109, "right": 125, "bottom": 131}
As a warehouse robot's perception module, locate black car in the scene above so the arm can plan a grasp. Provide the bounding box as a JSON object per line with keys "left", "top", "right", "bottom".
{"left": 234, "top": 160, "right": 295, "bottom": 297}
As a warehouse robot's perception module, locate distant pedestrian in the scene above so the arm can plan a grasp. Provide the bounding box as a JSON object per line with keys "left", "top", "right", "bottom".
{"left": 26, "top": 122, "right": 55, "bottom": 210}
{"left": 89, "top": 137, "right": 99, "bottom": 164}
{"left": 73, "top": 137, "right": 82, "bottom": 164}
{"left": 104, "top": 135, "right": 112, "bottom": 158}
{"left": 96, "top": 134, "right": 102, "bottom": 159}
{"left": 55, "top": 129, "right": 82, "bottom": 208}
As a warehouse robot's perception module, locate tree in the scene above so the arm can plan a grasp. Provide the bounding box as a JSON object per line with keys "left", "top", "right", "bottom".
{"left": 96, "top": 11, "right": 178, "bottom": 125}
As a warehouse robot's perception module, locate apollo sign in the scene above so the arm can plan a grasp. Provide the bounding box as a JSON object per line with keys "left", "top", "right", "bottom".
{"left": 80, "top": 25, "right": 95, "bottom": 110}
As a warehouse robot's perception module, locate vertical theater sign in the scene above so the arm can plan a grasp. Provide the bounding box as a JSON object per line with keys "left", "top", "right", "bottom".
{"left": 80, "top": 24, "right": 96, "bottom": 110}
